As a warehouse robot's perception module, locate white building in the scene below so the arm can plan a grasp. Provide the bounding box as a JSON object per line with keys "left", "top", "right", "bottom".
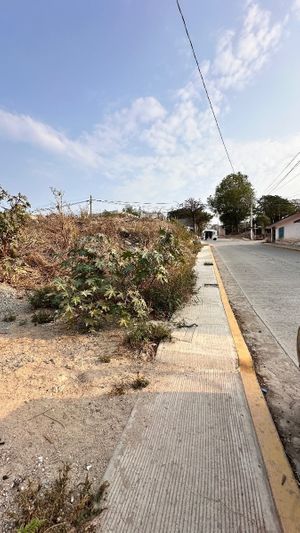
{"left": 266, "top": 212, "right": 300, "bottom": 243}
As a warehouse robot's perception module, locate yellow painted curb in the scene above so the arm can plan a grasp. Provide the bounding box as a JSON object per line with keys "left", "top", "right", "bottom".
{"left": 210, "top": 247, "right": 300, "bottom": 533}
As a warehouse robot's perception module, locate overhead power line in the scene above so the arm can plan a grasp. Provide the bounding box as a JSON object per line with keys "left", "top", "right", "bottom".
{"left": 31, "top": 197, "right": 179, "bottom": 213}
{"left": 176, "top": 0, "right": 235, "bottom": 174}
{"left": 267, "top": 160, "right": 300, "bottom": 195}
{"left": 264, "top": 150, "right": 300, "bottom": 194}
{"left": 273, "top": 171, "right": 300, "bottom": 193}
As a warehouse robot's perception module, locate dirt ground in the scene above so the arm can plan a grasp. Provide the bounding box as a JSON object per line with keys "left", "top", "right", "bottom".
{"left": 0, "top": 287, "right": 166, "bottom": 532}
{"left": 213, "top": 249, "right": 300, "bottom": 484}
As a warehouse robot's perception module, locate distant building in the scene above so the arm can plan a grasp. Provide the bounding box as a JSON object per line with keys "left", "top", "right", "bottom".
{"left": 265, "top": 212, "right": 300, "bottom": 243}
{"left": 210, "top": 223, "right": 225, "bottom": 237}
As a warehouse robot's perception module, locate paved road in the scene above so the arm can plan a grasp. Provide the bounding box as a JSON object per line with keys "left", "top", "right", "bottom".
{"left": 213, "top": 240, "right": 300, "bottom": 366}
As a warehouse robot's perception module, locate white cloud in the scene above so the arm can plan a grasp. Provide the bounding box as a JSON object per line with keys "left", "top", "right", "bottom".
{"left": 212, "top": 2, "right": 284, "bottom": 90}
{"left": 0, "top": 109, "right": 100, "bottom": 167}
{"left": 292, "top": 0, "right": 300, "bottom": 18}
{"left": 81, "top": 97, "right": 166, "bottom": 155}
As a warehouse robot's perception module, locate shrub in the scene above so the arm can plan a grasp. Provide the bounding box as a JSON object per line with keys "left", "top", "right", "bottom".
{"left": 0, "top": 187, "right": 30, "bottom": 257}
{"left": 32, "top": 310, "right": 55, "bottom": 325}
{"left": 29, "top": 286, "right": 63, "bottom": 310}
{"left": 131, "top": 373, "right": 149, "bottom": 390}
{"left": 11, "top": 464, "right": 108, "bottom": 532}
{"left": 3, "top": 312, "right": 17, "bottom": 322}
{"left": 126, "top": 321, "right": 171, "bottom": 349}
{"left": 33, "top": 228, "right": 184, "bottom": 332}
{"left": 28, "top": 221, "right": 198, "bottom": 331}
{"left": 143, "top": 260, "right": 196, "bottom": 318}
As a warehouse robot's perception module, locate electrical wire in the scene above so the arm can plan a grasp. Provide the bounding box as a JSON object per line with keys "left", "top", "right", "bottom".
{"left": 263, "top": 150, "right": 300, "bottom": 194}
{"left": 267, "top": 160, "right": 300, "bottom": 195}
{"left": 273, "top": 171, "right": 300, "bottom": 193}
{"left": 176, "top": 0, "right": 235, "bottom": 174}
{"left": 31, "top": 197, "right": 179, "bottom": 213}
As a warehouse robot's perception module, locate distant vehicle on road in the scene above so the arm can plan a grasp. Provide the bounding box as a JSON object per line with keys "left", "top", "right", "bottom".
{"left": 202, "top": 229, "right": 218, "bottom": 240}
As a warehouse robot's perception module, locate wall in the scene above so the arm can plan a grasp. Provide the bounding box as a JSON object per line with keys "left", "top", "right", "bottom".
{"left": 276, "top": 220, "right": 300, "bottom": 242}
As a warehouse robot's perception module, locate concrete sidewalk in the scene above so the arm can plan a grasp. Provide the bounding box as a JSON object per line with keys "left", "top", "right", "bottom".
{"left": 98, "top": 247, "right": 298, "bottom": 532}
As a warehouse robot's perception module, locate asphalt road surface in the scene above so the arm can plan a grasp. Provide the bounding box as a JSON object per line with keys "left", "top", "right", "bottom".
{"left": 213, "top": 240, "right": 300, "bottom": 366}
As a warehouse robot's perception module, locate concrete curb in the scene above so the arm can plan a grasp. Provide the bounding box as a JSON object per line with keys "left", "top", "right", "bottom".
{"left": 210, "top": 247, "right": 300, "bottom": 533}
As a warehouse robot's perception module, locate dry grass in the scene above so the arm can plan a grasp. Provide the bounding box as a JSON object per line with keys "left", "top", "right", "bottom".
{"left": 0, "top": 213, "right": 197, "bottom": 290}
{"left": 11, "top": 464, "right": 108, "bottom": 532}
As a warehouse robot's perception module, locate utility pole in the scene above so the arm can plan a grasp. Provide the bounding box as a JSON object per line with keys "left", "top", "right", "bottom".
{"left": 89, "top": 195, "right": 93, "bottom": 217}
{"left": 250, "top": 201, "right": 253, "bottom": 240}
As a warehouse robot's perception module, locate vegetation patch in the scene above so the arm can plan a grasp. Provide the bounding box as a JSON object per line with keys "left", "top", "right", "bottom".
{"left": 110, "top": 380, "right": 128, "bottom": 396}
{"left": 97, "top": 355, "right": 111, "bottom": 364}
{"left": 131, "top": 373, "right": 149, "bottom": 390}
{"left": 11, "top": 464, "right": 108, "bottom": 533}
{"left": 29, "top": 286, "right": 63, "bottom": 310}
{"left": 126, "top": 321, "right": 171, "bottom": 351}
{"left": 28, "top": 226, "right": 196, "bottom": 332}
{"left": 0, "top": 188, "right": 199, "bottom": 336}
{"left": 32, "top": 310, "right": 55, "bottom": 325}
{"left": 3, "top": 312, "right": 17, "bottom": 322}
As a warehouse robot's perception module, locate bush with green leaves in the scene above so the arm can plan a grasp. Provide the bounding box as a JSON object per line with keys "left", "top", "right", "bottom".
{"left": 31, "top": 228, "right": 187, "bottom": 331}
{"left": 0, "top": 186, "right": 30, "bottom": 257}
{"left": 143, "top": 260, "right": 196, "bottom": 318}
{"left": 29, "top": 286, "right": 64, "bottom": 310}
{"left": 126, "top": 321, "right": 172, "bottom": 349}
{"left": 32, "top": 310, "right": 55, "bottom": 325}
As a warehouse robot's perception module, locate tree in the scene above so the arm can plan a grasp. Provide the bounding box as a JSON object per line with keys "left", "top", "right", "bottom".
{"left": 123, "top": 204, "right": 141, "bottom": 217}
{"left": 208, "top": 173, "right": 255, "bottom": 233}
{"left": 0, "top": 186, "right": 30, "bottom": 257}
{"left": 257, "top": 195, "right": 297, "bottom": 224}
{"left": 255, "top": 213, "right": 271, "bottom": 229}
{"left": 168, "top": 198, "right": 212, "bottom": 234}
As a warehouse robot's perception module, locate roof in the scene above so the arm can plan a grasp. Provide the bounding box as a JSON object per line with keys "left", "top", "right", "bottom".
{"left": 266, "top": 211, "right": 300, "bottom": 229}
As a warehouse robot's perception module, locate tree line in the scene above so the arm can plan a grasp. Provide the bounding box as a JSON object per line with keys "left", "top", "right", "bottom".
{"left": 168, "top": 172, "right": 299, "bottom": 235}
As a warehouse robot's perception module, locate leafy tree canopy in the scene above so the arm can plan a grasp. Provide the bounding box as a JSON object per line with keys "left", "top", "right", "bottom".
{"left": 256, "top": 195, "right": 297, "bottom": 224}
{"left": 168, "top": 198, "right": 212, "bottom": 233}
{"left": 208, "top": 172, "right": 255, "bottom": 232}
{"left": 122, "top": 204, "right": 141, "bottom": 217}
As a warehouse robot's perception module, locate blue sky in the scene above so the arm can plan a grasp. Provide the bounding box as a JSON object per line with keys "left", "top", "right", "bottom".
{"left": 0, "top": 0, "right": 300, "bottom": 212}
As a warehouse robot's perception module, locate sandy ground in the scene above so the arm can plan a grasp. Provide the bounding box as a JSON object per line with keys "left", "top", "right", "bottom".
{"left": 0, "top": 287, "right": 168, "bottom": 531}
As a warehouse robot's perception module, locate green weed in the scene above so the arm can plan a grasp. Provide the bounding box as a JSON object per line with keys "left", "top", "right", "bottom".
{"left": 131, "top": 373, "right": 149, "bottom": 390}
{"left": 11, "top": 464, "right": 108, "bottom": 533}
{"left": 29, "top": 286, "right": 63, "bottom": 310}
{"left": 97, "top": 355, "right": 111, "bottom": 364}
{"left": 32, "top": 310, "right": 55, "bottom": 325}
{"left": 126, "top": 321, "right": 171, "bottom": 350}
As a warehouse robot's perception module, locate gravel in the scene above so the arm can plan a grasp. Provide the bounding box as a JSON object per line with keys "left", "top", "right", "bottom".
{"left": 0, "top": 284, "right": 30, "bottom": 332}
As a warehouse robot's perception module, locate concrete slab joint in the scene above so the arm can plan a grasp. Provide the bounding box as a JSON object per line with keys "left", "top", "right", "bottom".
{"left": 97, "top": 246, "right": 300, "bottom": 533}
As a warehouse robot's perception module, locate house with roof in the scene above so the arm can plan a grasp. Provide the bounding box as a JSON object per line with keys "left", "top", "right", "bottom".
{"left": 265, "top": 212, "right": 300, "bottom": 243}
